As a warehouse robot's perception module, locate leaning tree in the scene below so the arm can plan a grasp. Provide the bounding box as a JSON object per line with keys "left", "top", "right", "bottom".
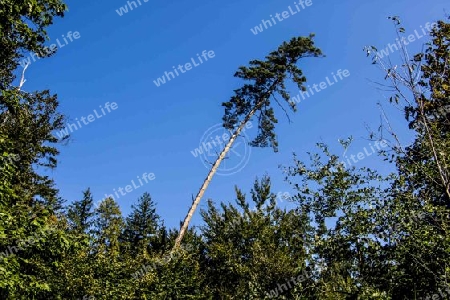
{"left": 174, "top": 34, "right": 323, "bottom": 249}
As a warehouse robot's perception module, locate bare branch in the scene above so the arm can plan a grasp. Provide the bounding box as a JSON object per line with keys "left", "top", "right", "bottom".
{"left": 272, "top": 94, "right": 291, "bottom": 123}
{"left": 18, "top": 62, "right": 30, "bottom": 91}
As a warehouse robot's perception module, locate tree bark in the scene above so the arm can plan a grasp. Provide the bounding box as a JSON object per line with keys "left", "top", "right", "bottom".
{"left": 173, "top": 105, "right": 260, "bottom": 249}
{"left": 173, "top": 81, "right": 280, "bottom": 249}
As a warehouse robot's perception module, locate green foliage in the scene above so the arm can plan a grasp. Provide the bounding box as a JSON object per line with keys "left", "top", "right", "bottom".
{"left": 200, "top": 176, "right": 315, "bottom": 299}
{"left": 0, "top": 0, "right": 67, "bottom": 89}
{"left": 67, "top": 188, "right": 95, "bottom": 235}
{"left": 92, "top": 197, "right": 124, "bottom": 257}
{"left": 222, "top": 35, "right": 323, "bottom": 152}
{"left": 1, "top": 1, "right": 449, "bottom": 297}
{"left": 388, "top": 18, "right": 450, "bottom": 298}
{"left": 0, "top": 1, "right": 78, "bottom": 298}
{"left": 121, "top": 192, "right": 162, "bottom": 256}
{"left": 285, "top": 143, "right": 396, "bottom": 299}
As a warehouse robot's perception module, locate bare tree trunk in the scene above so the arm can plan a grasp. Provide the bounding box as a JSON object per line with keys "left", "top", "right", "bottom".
{"left": 173, "top": 103, "right": 262, "bottom": 249}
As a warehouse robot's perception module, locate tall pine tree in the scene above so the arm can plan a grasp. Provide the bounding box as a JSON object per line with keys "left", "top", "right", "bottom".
{"left": 92, "top": 197, "right": 124, "bottom": 256}
{"left": 122, "top": 192, "right": 161, "bottom": 256}
{"left": 67, "top": 188, "right": 95, "bottom": 234}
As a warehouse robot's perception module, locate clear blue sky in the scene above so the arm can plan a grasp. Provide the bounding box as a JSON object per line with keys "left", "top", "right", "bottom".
{"left": 22, "top": 0, "right": 449, "bottom": 229}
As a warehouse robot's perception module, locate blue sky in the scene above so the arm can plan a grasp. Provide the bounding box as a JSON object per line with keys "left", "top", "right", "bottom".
{"left": 21, "top": 0, "right": 449, "bottom": 229}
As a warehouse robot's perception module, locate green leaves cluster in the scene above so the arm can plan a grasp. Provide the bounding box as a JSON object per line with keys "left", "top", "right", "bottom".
{"left": 222, "top": 35, "right": 323, "bottom": 152}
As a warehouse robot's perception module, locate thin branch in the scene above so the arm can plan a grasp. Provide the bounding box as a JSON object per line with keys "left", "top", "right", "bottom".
{"left": 272, "top": 94, "right": 292, "bottom": 123}
{"left": 18, "top": 61, "right": 30, "bottom": 91}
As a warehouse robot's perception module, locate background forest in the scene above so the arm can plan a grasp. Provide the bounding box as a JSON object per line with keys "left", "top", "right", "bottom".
{"left": 1, "top": 0, "right": 450, "bottom": 299}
